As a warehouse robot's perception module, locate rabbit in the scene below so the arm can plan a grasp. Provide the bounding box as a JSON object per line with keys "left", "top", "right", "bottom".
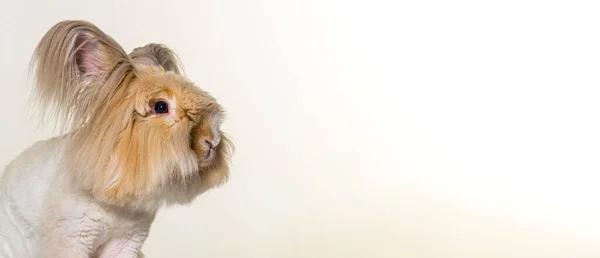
{"left": 0, "top": 20, "right": 233, "bottom": 258}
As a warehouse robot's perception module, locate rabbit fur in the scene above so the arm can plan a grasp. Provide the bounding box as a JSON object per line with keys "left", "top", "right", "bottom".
{"left": 0, "top": 20, "right": 233, "bottom": 257}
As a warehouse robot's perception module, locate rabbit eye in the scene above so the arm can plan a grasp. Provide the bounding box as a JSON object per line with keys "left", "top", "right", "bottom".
{"left": 153, "top": 101, "right": 169, "bottom": 114}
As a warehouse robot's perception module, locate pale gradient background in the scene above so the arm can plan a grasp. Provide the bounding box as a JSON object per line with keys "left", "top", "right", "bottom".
{"left": 1, "top": 0, "right": 600, "bottom": 257}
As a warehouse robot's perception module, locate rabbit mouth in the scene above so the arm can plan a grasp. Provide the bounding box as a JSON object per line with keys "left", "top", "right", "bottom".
{"left": 199, "top": 144, "right": 218, "bottom": 166}
{"left": 204, "top": 149, "right": 214, "bottom": 160}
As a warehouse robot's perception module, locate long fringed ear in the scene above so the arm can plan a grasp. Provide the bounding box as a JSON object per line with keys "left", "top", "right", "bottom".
{"left": 29, "top": 20, "right": 131, "bottom": 130}
{"left": 129, "top": 43, "right": 184, "bottom": 74}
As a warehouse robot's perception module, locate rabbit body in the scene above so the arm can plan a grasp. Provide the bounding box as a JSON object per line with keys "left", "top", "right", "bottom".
{"left": 0, "top": 137, "right": 152, "bottom": 257}
{"left": 0, "top": 20, "right": 233, "bottom": 258}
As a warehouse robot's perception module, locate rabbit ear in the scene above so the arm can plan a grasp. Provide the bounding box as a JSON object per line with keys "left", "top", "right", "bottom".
{"left": 129, "top": 43, "right": 184, "bottom": 74}
{"left": 74, "top": 32, "right": 120, "bottom": 75}
{"left": 30, "top": 20, "right": 132, "bottom": 131}
{"left": 33, "top": 20, "right": 128, "bottom": 80}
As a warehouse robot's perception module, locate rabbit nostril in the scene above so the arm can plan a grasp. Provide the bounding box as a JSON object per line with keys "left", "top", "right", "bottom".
{"left": 205, "top": 139, "right": 215, "bottom": 149}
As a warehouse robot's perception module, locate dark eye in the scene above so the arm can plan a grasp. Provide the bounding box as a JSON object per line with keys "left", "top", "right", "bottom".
{"left": 153, "top": 101, "right": 169, "bottom": 114}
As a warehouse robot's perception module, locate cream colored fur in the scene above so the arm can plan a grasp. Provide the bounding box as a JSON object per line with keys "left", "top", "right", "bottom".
{"left": 0, "top": 20, "right": 233, "bottom": 257}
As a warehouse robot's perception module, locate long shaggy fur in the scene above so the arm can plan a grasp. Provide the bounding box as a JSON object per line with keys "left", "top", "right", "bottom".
{"left": 30, "top": 20, "right": 131, "bottom": 131}
{"left": 0, "top": 19, "right": 234, "bottom": 257}
{"left": 130, "top": 43, "right": 184, "bottom": 75}
{"left": 29, "top": 20, "right": 233, "bottom": 208}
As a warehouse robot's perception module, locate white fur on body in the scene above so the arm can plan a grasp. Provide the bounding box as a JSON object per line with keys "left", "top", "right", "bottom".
{"left": 0, "top": 137, "right": 152, "bottom": 257}
{"left": 0, "top": 20, "right": 232, "bottom": 257}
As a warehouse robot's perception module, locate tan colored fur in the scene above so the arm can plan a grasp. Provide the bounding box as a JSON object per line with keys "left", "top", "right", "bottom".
{"left": 29, "top": 20, "right": 233, "bottom": 210}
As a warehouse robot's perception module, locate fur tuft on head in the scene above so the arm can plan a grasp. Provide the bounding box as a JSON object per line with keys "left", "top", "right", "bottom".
{"left": 130, "top": 43, "right": 184, "bottom": 75}
{"left": 29, "top": 20, "right": 233, "bottom": 211}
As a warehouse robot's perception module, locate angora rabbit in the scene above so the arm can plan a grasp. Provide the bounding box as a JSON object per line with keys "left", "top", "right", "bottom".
{"left": 0, "top": 20, "right": 233, "bottom": 257}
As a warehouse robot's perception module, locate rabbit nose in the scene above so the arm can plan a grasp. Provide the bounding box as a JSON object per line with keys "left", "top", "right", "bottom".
{"left": 205, "top": 139, "right": 215, "bottom": 149}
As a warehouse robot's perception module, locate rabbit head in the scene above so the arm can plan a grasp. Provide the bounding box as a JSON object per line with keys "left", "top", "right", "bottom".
{"left": 30, "top": 20, "right": 233, "bottom": 210}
